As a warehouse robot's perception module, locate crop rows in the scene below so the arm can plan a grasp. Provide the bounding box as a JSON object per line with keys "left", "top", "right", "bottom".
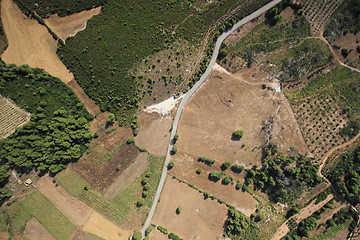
{"left": 0, "top": 95, "right": 30, "bottom": 138}
{"left": 78, "top": 190, "right": 125, "bottom": 225}
{"left": 292, "top": 95, "right": 348, "bottom": 160}
{"left": 21, "top": 190, "right": 76, "bottom": 239}
{"left": 292, "top": 0, "right": 344, "bottom": 35}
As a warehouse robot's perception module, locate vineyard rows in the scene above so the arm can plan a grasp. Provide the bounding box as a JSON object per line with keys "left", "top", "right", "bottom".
{"left": 0, "top": 95, "right": 30, "bottom": 138}
{"left": 21, "top": 190, "right": 76, "bottom": 239}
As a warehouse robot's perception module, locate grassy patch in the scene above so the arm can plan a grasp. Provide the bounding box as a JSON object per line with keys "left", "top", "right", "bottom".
{"left": 56, "top": 170, "right": 90, "bottom": 196}
{"left": 21, "top": 190, "right": 76, "bottom": 239}
{"left": 6, "top": 202, "right": 31, "bottom": 235}
{"left": 84, "top": 232, "right": 106, "bottom": 240}
{"left": 231, "top": 14, "right": 310, "bottom": 54}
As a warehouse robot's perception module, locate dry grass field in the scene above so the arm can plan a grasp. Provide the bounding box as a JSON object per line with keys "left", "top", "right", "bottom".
{"left": 0, "top": 95, "right": 30, "bottom": 138}
{"left": 152, "top": 177, "right": 228, "bottom": 240}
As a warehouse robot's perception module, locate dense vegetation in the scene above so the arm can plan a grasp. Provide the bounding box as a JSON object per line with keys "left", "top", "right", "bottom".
{"left": 245, "top": 146, "right": 323, "bottom": 203}
{"left": 55, "top": 0, "right": 272, "bottom": 119}
{"left": 326, "top": 146, "right": 360, "bottom": 205}
{"left": 325, "top": 0, "right": 360, "bottom": 37}
{"left": 0, "top": 63, "right": 92, "bottom": 202}
{"left": 13, "top": 0, "right": 106, "bottom": 17}
{"left": 224, "top": 208, "right": 254, "bottom": 239}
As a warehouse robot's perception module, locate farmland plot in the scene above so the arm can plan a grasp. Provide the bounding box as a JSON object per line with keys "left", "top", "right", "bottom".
{"left": 0, "top": 95, "right": 30, "bottom": 138}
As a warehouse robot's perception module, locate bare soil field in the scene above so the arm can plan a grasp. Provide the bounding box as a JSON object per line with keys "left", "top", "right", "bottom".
{"left": 170, "top": 152, "right": 257, "bottom": 216}
{"left": 149, "top": 228, "right": 168, "bottom": 240}
{"left": 135, "top": 111, "right": 172, "bottom": 156}
{"left": 83, "top": 212, "right": 131, "bottom": 240}
{"left": 152, "top": 177, "right": 228, "bottom": 240}
{"left": 330, "top": 32, "right": 360, "bottom": 63}
{"left": 45, "top": 7, "right": 102, "bottom": 42}
{"left": 36, "top": 175, "right": 93, "bottom": 227}
{"left": 333, "top": 226, "right": 350, "bottom": 239}
{"left": 103, "top": 152, "right": 149, "bottom": 200}
{"left": 72, "top": 143, "right": 140, "bottom": 191}
{"left": 0, "top": 0, "right": 73, "bottom": 83}
{"left": 68, "top": 80, "right": 100, "bottom": 115}
{"left": 0, "top": 95, "right": 30, "bottom": 138}
{"left": 177, "top": 66, "right": 308, "bottom": 167}
{"left": 24, "top": 218, "right": 55, "bottom": 240}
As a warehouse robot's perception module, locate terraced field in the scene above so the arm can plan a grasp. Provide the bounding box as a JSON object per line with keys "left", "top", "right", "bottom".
{"left": 0, "top": 95, "right": 30, "bottom": 138}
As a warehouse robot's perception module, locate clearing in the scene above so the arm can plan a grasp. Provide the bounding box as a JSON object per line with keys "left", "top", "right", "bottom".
{"left": 83, "top": 211, "right": 131, "bottom": 240}
{"left": 135, "top": 111, "right": 172, "bottom": 156}
{"left": 152, "top": 177, "right": 228, "bottom": 240}
{"left": 0, "top": 95, "right": 30, "bottom": 138}
{"left": 45, "top": 6, "right": 102, "bottom": 42}
{"left": 177, "top": 65, "right": 307, "bottom": 167}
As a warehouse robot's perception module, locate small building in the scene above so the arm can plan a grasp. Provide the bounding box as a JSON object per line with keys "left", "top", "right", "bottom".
{"left": 24, "top": 178, "right": 32, "bottom": 187}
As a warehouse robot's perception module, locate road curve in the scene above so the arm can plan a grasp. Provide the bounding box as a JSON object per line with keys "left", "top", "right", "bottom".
{"left": 141, "top": 0, "right": 282, "bottom": 238}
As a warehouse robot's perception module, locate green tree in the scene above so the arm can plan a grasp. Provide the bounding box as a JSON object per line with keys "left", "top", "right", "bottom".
{"left": 107, "top": 113, "right": 116, "bottom": 124}
{"left": 232, "top": 130, "right": 244, "bottom": 140}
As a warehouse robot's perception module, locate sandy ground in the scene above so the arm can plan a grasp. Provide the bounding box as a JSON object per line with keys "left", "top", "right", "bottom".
{"left": 103, "top": 152, "right": 149, "bottom": 200}
{"left": 83, "top": 212, "right": 131, "bottom": 240}
{"left": 149, "top": 228, "right": 169, "bottom": 240}
{"left": 171, "top": 152, "right": 257, "bottom": 217}
{"left": 0, "top": 231, "right": 10, "bottom": 240}
{"left": 177, "top": 66, "right": 307, "bottom": 167}
{"left": 36, "top": 174, "right": 93, "bottom": 227}
{"left": 45, "top": 7, "right": 101, "bottom": 42}
{"left": 24, "top": 218, "right": 56, "bottom": 240}
{"left": 68, "top": 80, "right": 100, "bottom": 115}
{"left": 135, "top": 111, "right": 172, "bottom": 156}
{"left": 152, "top": 177, "right": 228, "bottom": 240}
{"left": 145, "top": 95, "right": 183, "bottom": 116}
{"left": 0, "top": 0, "right": 73, "bottom": 83}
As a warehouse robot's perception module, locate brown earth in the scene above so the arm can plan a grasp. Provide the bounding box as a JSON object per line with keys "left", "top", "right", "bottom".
{"left": 45, "top": 7, "right": 101, "bottom": 42}
{"left": 170, "top": 152, "right": 257, "bottom": 217}
{"left": 152, "top": 177, "right": 228, "bottom": 240}
{"left": 0, "top": 0, "right": 73, "bottom": 83}
{"left": 177, "top": 66, "right": 308, "bottom": 167}
{"left": 103, "top": 152, "right": 149, "bottom": 200}
{"left": 24, "top": 218, "right": 55, "bottom": 240}
{"left": 0, "top": 231, "right": 10, "bottom": 240}
{"left": 36, "top": 174, "right": 93, "bottom": 227}
{"left": 333, "top": 226, "right": 350, "bottom": 240}
{"left": 149, "top": 228, "right": 168, "bottom": 240}
{"left": 135, "top": 111, "right": 172, "bottom": 156}
{"left": 72, "top": 143, "right": 139, "bottom": 191}
{"left": 331, "top": 32, "right": 360, "bottom": 63}
{"left": 83, "top": 212, "right": 131, "bottom": 240}
{"left": 68, "top": 80, "right": 100, "bottom": 115}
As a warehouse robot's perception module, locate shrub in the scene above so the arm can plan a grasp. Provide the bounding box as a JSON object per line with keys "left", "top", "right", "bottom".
{"left": 235, "top": 181, "right": 243, "bottom": 190}
{"left": 157, "top": 226, "right": 168, "bottom": 235}
{"left": 203, "top": 192, "right": 212, "bottom": 199}
{"left": 136, "top": 199, "right": 144, "bottom": 207}
{"left": 137, "top": 146, "right": 147, "bottom": 152}
{"left": 341, "top": 48, "right": 349, "bottom": 58}
{"left": 107, "top": 113, "right": 116, "bottom": 124}
{"left": 167, "top": 161, "right": 174, "bottom": 170}
{"left": 198, "top": 157, "right": 216, "bottom": 166}
{"left": 222, "top": 176, "right": 233, "bottom": 185}
{"left": 232, "top": 130, "right": 244, "bottom": 140}
{"left": 196, "top": 168, "right": 203, "bottom": 174}
{"left": 221, "top": 162, "right": 231, "bottom": 171}
{"left": 132, "top": 231, "right": 142, "bottom": 240}
{"left": 168, "top": 233, "right": 183, "bottom": 240}
{"left": 173, "top": 134, "right": 179, "bottom": 143}
{"left": 93, "top": 132, "right": 99, "bottom": 139}
{"left": 145, "top": 225, "right": 155, "bottom": 236}
{"left": 208, "top": 171, "right": 223, "bottom": 182}
{"left": 171, "top": 146, "right": 178, "bottom": 155}
{"left": 176, "top": 206, "right": 183, "bottom": 214}
{"left": 126, "top": 137, "right": 135, "bottom": 144}
{"left": 231, "top": 164, "right": 244, "bottom": 173}
{"left": 105, "top": 127, "right": 116, "bottom": 134}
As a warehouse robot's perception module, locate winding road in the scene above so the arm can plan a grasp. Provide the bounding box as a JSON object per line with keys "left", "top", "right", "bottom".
{"left": 141, "top": 0, "right": 282, "bottom": 238}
